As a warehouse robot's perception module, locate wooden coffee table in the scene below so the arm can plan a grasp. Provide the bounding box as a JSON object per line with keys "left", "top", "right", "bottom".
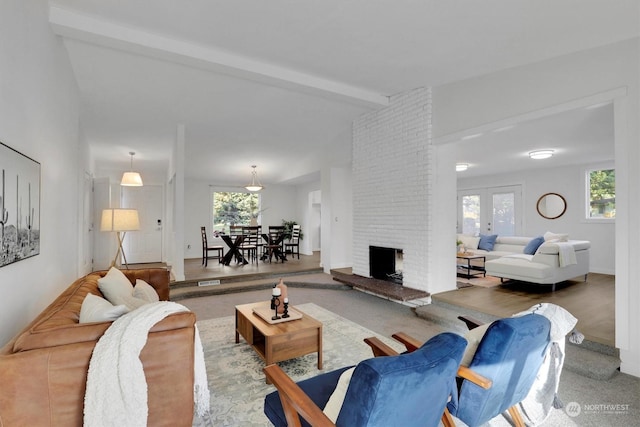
{"left": 235, "top": 301, "right": 323, "bottom": 382}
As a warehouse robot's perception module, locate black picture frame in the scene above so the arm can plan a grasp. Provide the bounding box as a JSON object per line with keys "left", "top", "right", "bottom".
{"left": 0, "top": 142, "right": 41, "bottom": 267}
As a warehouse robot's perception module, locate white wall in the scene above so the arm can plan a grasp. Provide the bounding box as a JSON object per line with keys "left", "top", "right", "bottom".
{"left": 458, "top": 162, "right": 616, "bottom": 274}
{"left": 0, "top": 0, "right": 81, "bottom": 345}
{"left": 433, "top": 38, "right": 639, "bottom": 376}
{"left": 329, "top": 167, "right": 352, "bottom": 269}
{"left": 293, "top": 180, "right": 322, "bottom": 256}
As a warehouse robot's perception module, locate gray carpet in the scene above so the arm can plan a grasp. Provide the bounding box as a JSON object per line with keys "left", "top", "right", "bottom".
{"left": 182, "top": 287, "right": 640, "bottom": 427}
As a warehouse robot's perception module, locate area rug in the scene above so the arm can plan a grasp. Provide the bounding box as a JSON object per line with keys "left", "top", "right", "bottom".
{"left": 192, "top": 303, "right": 405, "bottom": 427}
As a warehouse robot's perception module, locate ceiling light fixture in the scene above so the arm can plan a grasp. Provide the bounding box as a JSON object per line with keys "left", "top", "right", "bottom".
{"left": 120, "top": 151, "right": 143, "bottom": 186}
{"left": 456, "top": 163, "right": 469, "bottom": 172}
{"left": 528, "top": 150, "right": 554, "bottom": 160}
{"left": 245, "top": 165, "right": 264, "bottom": 192}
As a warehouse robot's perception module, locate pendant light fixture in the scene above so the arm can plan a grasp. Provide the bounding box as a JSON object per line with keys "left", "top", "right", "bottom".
{"left": 121, "top": 151, "right": 143, "bottom": 186}
{"left": 245, "top": 165, "right": 264, "bottom": 192}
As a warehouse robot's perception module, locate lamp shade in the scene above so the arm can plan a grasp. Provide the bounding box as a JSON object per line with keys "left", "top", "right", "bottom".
{"left": 121, "top": 171, "right": 143, "bottom": 186}
{"left": 101, "top": 208, "right": 140, "bottom": 232}
{"left": 245, "top": 165, "right": 264, "bottom": 192}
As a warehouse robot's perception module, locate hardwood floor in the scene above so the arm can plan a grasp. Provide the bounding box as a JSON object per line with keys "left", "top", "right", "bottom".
{"left": 434, "top": 273, "right": 615, "bottom": 346}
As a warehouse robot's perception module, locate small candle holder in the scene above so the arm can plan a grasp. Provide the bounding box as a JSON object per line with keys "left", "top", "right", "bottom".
{"left": 271, "top": 285, "right": 282, "bottom": 320}
{"left": 271, "top": 296, "right": 281, "bottom": 320}
{"left": 282, "top": 298, "right": 290, "bottom": 318}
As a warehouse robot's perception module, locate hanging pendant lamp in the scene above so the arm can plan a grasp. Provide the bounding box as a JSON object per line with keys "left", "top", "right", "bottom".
{"left": 245, "top": 165, "right": 264, "bottom": 192}
{"left": 121, "top": 151, "right": 143, "bottom": 186}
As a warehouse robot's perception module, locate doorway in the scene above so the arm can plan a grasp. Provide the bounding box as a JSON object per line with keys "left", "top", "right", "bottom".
{"left": 121, "top": 185, "right": 164, "bottom": 264}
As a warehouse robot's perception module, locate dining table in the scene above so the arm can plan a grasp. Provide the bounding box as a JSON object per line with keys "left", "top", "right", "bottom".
{"left": 220, "top": 234, "right": 249, "bottom": 265}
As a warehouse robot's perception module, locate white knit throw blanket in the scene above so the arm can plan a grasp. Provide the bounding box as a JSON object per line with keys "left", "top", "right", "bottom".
{"left": 84, "top": 301, "right": 210, "bottom": 427}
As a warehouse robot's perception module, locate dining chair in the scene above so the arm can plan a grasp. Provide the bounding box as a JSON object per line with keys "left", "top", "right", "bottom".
{"left": 264, "top": 332, "right": 467, "bottom": 427}
{"left": 264, "top": 227, "right": 285, "bottom": 263}
{"left": 284, "top": 224, "right": 301, "bottom": 259}
{"left": 200, "top": 226, "right": 224, "bottom": 267}
{"left": 240, "top": 226, "right": 259, "bottom": 263}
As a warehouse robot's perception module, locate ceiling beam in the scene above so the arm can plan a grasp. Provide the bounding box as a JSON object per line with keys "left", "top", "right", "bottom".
{"left": 49, "top": 6, "right": 389, "bottom": 108}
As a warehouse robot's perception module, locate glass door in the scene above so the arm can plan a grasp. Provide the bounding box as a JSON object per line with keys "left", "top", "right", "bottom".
{"left": 458, "top": 185, "right": 522, "bottom": 236}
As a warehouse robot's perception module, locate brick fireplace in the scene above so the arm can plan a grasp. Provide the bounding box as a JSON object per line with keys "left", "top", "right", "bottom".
{"left": 352, "top": 87, "right": 433, "bottom": 292}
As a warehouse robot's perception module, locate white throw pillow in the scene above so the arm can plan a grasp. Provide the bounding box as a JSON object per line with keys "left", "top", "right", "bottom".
{"left": 98, "top": 267, "right": 135, "bottom": 306}
{"left": 323, "top": 367, "right": 355, "bottom": 423}
{"left": 458, "top": 234, "right": 480, "bottom": 250}
{"left": 133, "top": 279, "right": 160, "bottom": 303}
{"left": 79, "top": 293, "right": 129, "bottom": 323}
{"left": 543, "top": 231, "right": 569, "bottom": 243}
{"left": 460, "top": 322, "right": 492, "bottom": 367}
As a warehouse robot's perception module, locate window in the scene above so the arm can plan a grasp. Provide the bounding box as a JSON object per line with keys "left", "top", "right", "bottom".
{"left": 212, "top": 192, "right": 260, "bottom": 234}
{"left": 587, "top": 168, "right": 615, "bottom": 219}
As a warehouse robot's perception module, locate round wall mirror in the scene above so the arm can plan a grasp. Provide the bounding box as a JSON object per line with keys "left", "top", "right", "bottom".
{"left": 536, "top": 193, "right": 567, "bottom": 219}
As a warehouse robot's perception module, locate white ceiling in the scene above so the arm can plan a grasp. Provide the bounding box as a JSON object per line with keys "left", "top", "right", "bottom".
{"left": 48, "top": 0, "right": 637, "bottom": 185}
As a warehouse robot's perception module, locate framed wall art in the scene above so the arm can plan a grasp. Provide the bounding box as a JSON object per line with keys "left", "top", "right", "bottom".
{"left": 0, "top": 142, "right": 40, "bottom": 267}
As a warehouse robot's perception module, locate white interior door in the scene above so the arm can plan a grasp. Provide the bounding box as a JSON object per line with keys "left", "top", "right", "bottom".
{"left": 121, "top": 185, "right": 163, "bottom": 264}
{"left": 458, "top": 185, "right": 522, "bottom": 236}
{"left": 79, "top": 171, "right": 94, "bottom": 275}
{"left": 93, "top": 177, "right": 113, "bottom": 270}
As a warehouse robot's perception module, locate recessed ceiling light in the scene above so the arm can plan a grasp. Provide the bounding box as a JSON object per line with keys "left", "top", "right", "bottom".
{"left": 456, "top": 163, "right": 469, "bottom": 172}
{"left": 529, "top": 150, "right": 554, "bottom": 160}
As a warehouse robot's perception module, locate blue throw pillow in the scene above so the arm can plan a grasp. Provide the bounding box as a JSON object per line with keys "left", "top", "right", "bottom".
{"left": 524, "top": 236, "right": 545, "bottom": 255}
{"left": 478, "top": 234, "right": 498, "bottom": 251}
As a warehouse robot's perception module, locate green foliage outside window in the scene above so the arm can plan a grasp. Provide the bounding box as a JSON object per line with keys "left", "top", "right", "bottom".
{"left": 213, "top": 192, "right": 260, "bottom": 234}
{"left": 588, "top": 169, "right": 615, "bottom": 219}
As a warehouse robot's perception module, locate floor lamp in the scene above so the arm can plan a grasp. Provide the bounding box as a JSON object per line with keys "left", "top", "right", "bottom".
{"left": 101, "top": 208, "right": 140, "bottom": 269}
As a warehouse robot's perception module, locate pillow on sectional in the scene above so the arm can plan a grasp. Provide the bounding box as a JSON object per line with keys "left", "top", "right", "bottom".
{"left": 544, "top": 231, "right": 569, "bottom": 242}
{"left": 98, "top": 267, "right": 134, "bottom": 306}
{"left": 524, "top": 236, "right": 545, "bottom": 255}
{"left": 458, "top": 234, "right": 481, "bottom": 250}
{"left": 478, "top": 234, "right": 498, "bottom": 251}
{"left": 133, "top": 279, "right": 160, "bottom": 303}
{"left": 80, "top": 293, "right": 129, "bottom": 323}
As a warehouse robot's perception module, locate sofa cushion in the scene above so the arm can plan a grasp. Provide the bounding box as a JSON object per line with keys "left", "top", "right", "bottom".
{"left": 80, "top": 293, "right": 129, "bottom": 323}
{"left": 99, "top": 267, "right": 150, "bottom": 310}
{"left": 133, "top": 279, "right": 160, "bottom": 303}
{"left": 458, "top": 234, "right": 480, "bottom": 250}
{"left": 524, "top": 236, "right": 545, "bottom": 255}
{"left": 98, "top": 267, "right": 134, "bottom": 305}
{"left": 544, "top": 231, "right": 569, "bottom": 242}
{"left": 478, "top": 234, "right": 498, "bottom": 251}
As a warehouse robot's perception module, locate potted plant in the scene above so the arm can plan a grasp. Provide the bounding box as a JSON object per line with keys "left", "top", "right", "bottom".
{"left": 281, "top": 219, "right": 303, "bottom": 242}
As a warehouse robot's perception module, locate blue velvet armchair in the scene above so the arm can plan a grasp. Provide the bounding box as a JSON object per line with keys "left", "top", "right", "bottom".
{"left": 263, "top": 332, "right": 466, "bottom": 427}
{"left": 390, "top": 313, "right": 552, "bottom": 427}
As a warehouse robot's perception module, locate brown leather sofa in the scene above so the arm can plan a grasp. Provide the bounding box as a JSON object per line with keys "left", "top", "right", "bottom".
{"left": 0, "top": 268, "right": 197, "bottom": 426}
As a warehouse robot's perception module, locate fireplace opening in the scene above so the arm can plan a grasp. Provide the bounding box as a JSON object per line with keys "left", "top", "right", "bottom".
{"left": 369, "top": 246, "right": 403, "bottom": 285}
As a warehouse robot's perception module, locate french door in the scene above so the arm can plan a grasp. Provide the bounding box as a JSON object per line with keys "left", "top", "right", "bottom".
{"left": 457, "top": 185, "right": 522, "bottom": 236}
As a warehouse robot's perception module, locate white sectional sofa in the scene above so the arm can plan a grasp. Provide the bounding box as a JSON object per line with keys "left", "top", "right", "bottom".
{"left": 457, "top": 234, "right": 591, "bottom": 291}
